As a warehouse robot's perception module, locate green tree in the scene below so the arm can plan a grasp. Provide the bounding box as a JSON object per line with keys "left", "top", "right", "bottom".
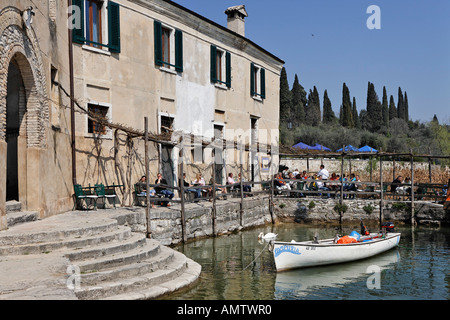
{"left": 352, "top": 97, "right": 360, "bottom": 129}
{"left": 365, "top": 82, "right": 382, "bottom": 132}
{"left": 279, "top": 67, "right": 292, "bottom": 125}
{"left": 341, "top": 83, "right": 353, "bottom": 128}
{"left": 291, "top": 74, "right": 307, "bottom": 126}
{"left": 382, "top": 86, "right": 389, "bottom": 128}
{"left": 322, "top": 89, "right": 335, "bottom": 124}
{"left": 305, "top": 87, "right": 321, "bottom": 126}
{"left": 404, "top": 91, "right": 409, "bottom": 122}
{"left": 397, "top": 87, "right": 405, "bottom": 120}
{"left": 389, "top": 95, "right": 397, "bottom": 121}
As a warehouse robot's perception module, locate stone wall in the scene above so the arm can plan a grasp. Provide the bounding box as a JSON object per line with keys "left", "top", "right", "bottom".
{"left": 273, "top": 198, "right": 449, "bottom": 227}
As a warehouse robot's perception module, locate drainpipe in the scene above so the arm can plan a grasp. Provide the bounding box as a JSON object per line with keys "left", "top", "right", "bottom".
{"left": 68, "top": 0, "right": 77, "bottom": 185}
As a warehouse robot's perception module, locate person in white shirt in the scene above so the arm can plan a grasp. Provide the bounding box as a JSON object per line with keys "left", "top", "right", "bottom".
{"left": 317, "top": 165, "right": 329, "bottom": 180}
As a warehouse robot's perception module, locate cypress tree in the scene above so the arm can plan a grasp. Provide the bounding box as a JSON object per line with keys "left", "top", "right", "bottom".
{"left": 279, "top": 67, "right": 292, "bottom": 125}
{"left": 389, "top": 95, "right": 397, "bottom": 121}
{"left": 404, "top": 91, "right": 409, "bottom": 122}
{"left": 352, "top": 97, "right": 360, "bottom": 129}
{"left": 397, "top": 87, "right": 405, "bottom": 120}
{"left": 322, "top": 89, "right": 335, "bottom": 124}
{"left": 305, "top": 87, "right": 321, "bottom": 127}
{"left": 291, "top": 74, "right": 307, "bottom": 125}
{"left": 342, "top": 83, "right": 353, "bottom": 128}
{"left": 382, "top": 86, "right": 389, "bottom": 128}
{"left": 366, "top": 82, "right": 382, "bottom": 131}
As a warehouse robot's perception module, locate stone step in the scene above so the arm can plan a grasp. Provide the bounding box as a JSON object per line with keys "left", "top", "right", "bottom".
{"left": 0, "top": 215, "right": 119, "bottom": 246}
{"left": 78, "top": 245, "right": 175, "bottom": 286}
{"left": 0, "top": 225, "right": 133, "bottom": 256}
{"left": 65, "top": 232, "right": 147, "bottom": 262}
{"left": 75, "top": 249, "right": 191, "bottom": 300}
{"left": 6, "top": 201, "right": 21, "bottom": 213}
{"left": 102, "top": 257, "right": 202, "bottom": 300}
{"left": 6, "top": 211, "right": 39, "bottom": 228}
{"left": 74, "top": 239, "right": 161, "bottom": 274}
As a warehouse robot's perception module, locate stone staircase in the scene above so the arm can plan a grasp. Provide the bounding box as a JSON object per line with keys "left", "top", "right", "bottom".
{"left": 6, "top": 201, "right": 39, "bottom": 228}
{"left": 0, "top": 211, "right": 201, "bottom": 300}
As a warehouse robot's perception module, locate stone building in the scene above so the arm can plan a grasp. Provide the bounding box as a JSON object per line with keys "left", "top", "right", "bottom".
{"left": 0, "top": 0, "right": 284, "bottom": 230}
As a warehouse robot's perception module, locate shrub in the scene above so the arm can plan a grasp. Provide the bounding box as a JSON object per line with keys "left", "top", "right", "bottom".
{"left": 363, "top": 204, "right": 374, "bottom": 214}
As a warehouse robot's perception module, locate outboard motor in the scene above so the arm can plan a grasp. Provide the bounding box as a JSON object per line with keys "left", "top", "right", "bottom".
{"left": 381, "top": 222, "right": 395, "bottom": 233}
{"left": 360, "top": 220, "right": 369, "bottom": 235}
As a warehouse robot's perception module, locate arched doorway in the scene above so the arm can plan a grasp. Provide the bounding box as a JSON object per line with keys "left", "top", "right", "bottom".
{"left": 6, "top": 58, "right": 26, "bottom": 202}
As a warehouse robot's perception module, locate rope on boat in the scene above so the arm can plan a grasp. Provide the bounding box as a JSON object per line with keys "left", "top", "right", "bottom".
{"left": 242, "top": 240, "right": 272, "bottom": 271}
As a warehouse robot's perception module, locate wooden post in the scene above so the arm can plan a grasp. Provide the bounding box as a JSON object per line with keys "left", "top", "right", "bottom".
{"left": 393, "top": 159, "right": 396, "bottom": 182}
{"left": 212, "top": 140, "right": 217, "bottom": 237}
{"left": 340, "top": 146, "right": 344, "bottom": 205}
{"left": 179, "top": 135, "right": 187, "bottom": 243}
{"left": 369, "top": 156, "right": 373, "bottom": 182}
{"left": 239, "top": 145, "right": 244, "bottom": 226}
{"left": 144, "top": 117, "right": 151, "bottom": 238}
{"left": 428, "top": 147, "right": 432, "bottom": 183}
{"left": 410, "top": 150, "right": 416, "bottom": 226}
{"left": 379, "top": 150, "right": 384, "bottom": 226}
{"left": 269, "top": 151, "right": 275, "bottom": 223}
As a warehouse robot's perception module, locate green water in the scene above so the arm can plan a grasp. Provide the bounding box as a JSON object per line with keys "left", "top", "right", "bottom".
{"left": 166, "top": 223, "right": 449, "bottom": 300}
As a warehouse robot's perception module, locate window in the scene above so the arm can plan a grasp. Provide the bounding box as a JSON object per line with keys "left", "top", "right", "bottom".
{"left": 154, "top": 21, "right": 183, "bottom": 72}
{"left": 160, "top": 115, "right": 174, "bottom": 133}
{"left": 87, "top": 103, "right": 110, "bottom": 135}
{"left": 72, "top": 0, "right": 121, "bottom": 53}
{"left": 210, "top": 45, "right": 231, "bottom": 88}
{"left": 250, "top": 63, "right": 266, "bottom": 99}
{"left": 85, "top": 0, "right": 103, "bottom": 49}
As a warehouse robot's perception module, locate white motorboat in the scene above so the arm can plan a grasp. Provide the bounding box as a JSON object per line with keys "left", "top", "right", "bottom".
{"left": 272, "top": 231, "right": 401, "bottom": 272}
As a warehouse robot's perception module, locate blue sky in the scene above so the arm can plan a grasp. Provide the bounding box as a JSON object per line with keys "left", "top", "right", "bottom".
{"left": 173, "top": 0, "right": 450, "bottom": 124}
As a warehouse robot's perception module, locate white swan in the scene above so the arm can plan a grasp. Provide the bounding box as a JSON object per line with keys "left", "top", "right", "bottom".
{"left": 258, "top": 232, "right": 277, "bottom": 240}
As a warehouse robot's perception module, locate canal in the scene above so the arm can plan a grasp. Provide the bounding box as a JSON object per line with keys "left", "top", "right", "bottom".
{"left": 165, "top": 222, "right": 449, "bottom": 300}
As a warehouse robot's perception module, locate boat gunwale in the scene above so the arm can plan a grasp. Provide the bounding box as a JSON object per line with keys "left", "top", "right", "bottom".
{"left": 273, "top": 233, "right": 401, "bottom": 248}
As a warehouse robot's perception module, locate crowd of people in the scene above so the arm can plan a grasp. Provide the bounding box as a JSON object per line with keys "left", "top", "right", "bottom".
{"left": 135, "top": 171, "right": 253, "bottom": 207}
{"left": 274, "top": 165, "right": 363, "bottom": 199}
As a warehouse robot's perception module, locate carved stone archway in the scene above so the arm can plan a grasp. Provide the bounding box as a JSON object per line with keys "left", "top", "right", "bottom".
{"left": 0, "top": 6, "right": 49, "bottom": 230}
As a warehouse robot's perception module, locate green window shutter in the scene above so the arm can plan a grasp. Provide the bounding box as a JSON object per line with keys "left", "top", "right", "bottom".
{"left": 72, "top": 0, "right": 85, "bottom": 44}
{"left": 210, "top": 45, "right": 217, "bottom": 83}
{"left": 260, "top": 68, "right": 266, "bottom": 99}
{"left": 175, "top": 29, "right": 183, "bottom": 72}
{"left": 250, "top": 63, "right": 255, "bottom": 96}
{"left": 154, "top": 21, "right": 163, "bottom": 66}
{"left": 225, "top": 51, "right": 231, "bottom": 88}
{"left": 108, "top": 1, "right": 121, "bottom": 53}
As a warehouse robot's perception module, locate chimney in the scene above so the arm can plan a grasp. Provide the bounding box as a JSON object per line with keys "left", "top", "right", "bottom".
{"left": 225, "top": 5, "right": 248, "bottom": 37}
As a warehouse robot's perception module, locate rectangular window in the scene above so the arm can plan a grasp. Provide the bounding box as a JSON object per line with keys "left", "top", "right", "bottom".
{"left": 72, "top": 0, "right": 121, "bottom": 53}
{"left": 250, "top": 63, "right": 266, "bottom": 99}
{"left": 88, "top": 103, "right": 110, "bottom": 135}
{"left": 154, "top": 21, "right": 183, "bottom": 72}
{"left": 85, "top": 0, "right": 103, "bottom": 48}
{"left": 210, "top": 45, "right": 231, "bottom": 88}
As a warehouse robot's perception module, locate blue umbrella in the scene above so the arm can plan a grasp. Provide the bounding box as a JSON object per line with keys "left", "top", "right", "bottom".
{"left": 337, "top": 145, "right": 358, "bottom": 152}
{"left": 358, "top": 145, "right": 378, "bottom": 153}
{"left": 292, "top": 142, "right": 313, "bottom": 150}
{"left": 310, "top": 143, "right": 331, "bottom": 151}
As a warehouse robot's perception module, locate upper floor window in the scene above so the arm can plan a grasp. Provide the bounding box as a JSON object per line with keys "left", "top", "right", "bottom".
{"left": 210, "top": 45, "right": 231, "bottom": 88}
{"left": 87, "top": 102, "right": 111, "bottom": 138}
{"left": 154, "top": 21, "right": 183, "bottom": 73}
{"left": 72, "top": 0, "right": 121, "bottom": 53}
{"left": 250, "top": 63, "right": 266, "bottom": 99}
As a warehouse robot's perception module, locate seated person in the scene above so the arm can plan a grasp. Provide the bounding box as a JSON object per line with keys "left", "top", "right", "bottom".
{"left": 397, "top": 177, "right": 411, "bottom": 195}
{"left": 192, "top": 173, "right": 206, "bottom": 198}
{"left": 155, "top": 173, "right": 174, "bottom": 207}
{"left": 136, "top": 175, "right": 155, "bottom": 208}
{"left": 343, "top": 173, "right": 357, "bottom": 199}
{"left": 238, "top": 173, "right": 252, "bottom": 194}
{"left": 227, "top": 173, "right": 236, "bottom": 192}
{"left": 316, "top": 176, "right": 331, "bottom": 198}
{"left": 275, "top": 173, "right": 291, "bottom": 191}
{"left": 180, "top": 173, "right": 199, "bottom": 198}
{"left": 391, "top": 176, "right": 403, "bottom": 193}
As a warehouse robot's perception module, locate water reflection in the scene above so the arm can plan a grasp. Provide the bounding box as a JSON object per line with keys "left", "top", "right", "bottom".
{"left": 275, "top": 249, "right": 400, "bottom": 299}
{"left": 168, "top": 223, "right": 449, "bottom": 300}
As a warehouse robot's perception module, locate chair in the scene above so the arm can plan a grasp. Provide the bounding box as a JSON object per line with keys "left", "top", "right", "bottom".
{"left": 95, "top": 184, "right": 117, "bottom": 209}
{"left": 73, "top": 184, "right": 98, "bottom": 211}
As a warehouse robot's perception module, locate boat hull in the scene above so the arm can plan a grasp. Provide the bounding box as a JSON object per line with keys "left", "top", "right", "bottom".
{"left": 273, "top": 233, "right": 401, "bottom": 272}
